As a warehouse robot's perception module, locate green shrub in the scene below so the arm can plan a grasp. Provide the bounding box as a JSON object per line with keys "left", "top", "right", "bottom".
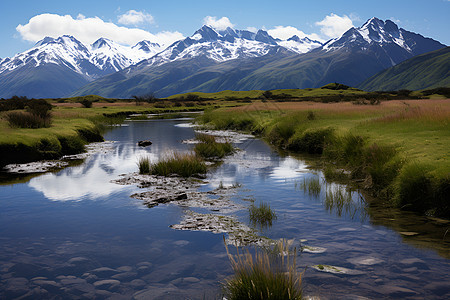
{"left": 224, "top": 239, "right": 302, "bottom": 300}
{"left": 79, "top": 99, "right": 93, "bottom": 108}
{"left": 5, "top": 111, "right": 52, "bottom": 128}
{"left": 26, "top": 99, "right": 52, "bottom": 118}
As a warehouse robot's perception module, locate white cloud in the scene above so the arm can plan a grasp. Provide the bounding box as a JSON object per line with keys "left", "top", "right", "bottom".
{"left": 203, "top": 16, "right": 234, "bottom": 31}
{"left": 267, "top": 25, "right": 324, "bottom": 42}
{"left": 118, "top": 10, "right": 154, "bottom": 26}
{"left": 315, "top": 13, "right": 354, "bottom": 38}
{"left": 389, "top": 17, "right": 401, "bottom": 24}
{"left": 246, "top": 27, "right": 258, "bottom": 33}
{"left": 16, "top": 13, "right": 183, "bottom": 47}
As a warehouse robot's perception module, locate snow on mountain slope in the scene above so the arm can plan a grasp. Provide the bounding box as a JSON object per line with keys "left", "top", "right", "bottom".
{"left": 0, "top": 36, "right": 162, "bottom": 79}
{"left": 0, "top": 36, "right": 92, "bottom": 76}
{"left": 142, "top": 26, "right": 287, "bottom": 67}
{"left": 277, "top": 36, "right": 322, "bottom": 54}
{"left": 324, "top": 17, "right": 422, "bottom": 53}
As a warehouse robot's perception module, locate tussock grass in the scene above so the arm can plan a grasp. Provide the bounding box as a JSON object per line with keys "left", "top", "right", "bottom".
{"left": 137, "top": 156, "right": 151, "bottom": 174}
{"left": 249, "top": 202, "right": 277, "bottom": 228}
{"left": 5, "top": 111, "right": 52, "bottom": 128}
{"left": 194, "top": 133, "right": 234, "bottom": 159}
{"left": 224, "top": 239, "right": 302, "bottom": 300}
{"left": 140, "top": 152, "right": 207, "bottom": 177}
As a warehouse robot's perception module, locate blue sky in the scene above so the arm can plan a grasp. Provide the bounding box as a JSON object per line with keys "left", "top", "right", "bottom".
{"left": 1, "top": 0, "right": 449, "bottom": 58}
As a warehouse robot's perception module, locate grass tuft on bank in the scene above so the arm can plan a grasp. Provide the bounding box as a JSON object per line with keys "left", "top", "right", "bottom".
{"left": 193, "top": 133, "right": 234, "bottom": 159}
{"left": 223, "top": 239, "right": 302, "bottom": 300}
{"left": 138, "top": 152, "right": 207, "bottom": 178}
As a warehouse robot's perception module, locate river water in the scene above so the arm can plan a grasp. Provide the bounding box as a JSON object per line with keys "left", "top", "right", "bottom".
{"left": 0, "top": 118, "right": 449, "bottom": 299}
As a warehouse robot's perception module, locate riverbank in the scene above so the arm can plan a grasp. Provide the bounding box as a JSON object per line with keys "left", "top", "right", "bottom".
{"left": 196, "top": 99, "right": 450, "bottom": 218}
{"left": 0, "top": 101, "right": 234, "bottom": 169}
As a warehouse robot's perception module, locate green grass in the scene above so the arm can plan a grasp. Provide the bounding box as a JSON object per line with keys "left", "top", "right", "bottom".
{"left": 141, "top": 152, "right": 207, "bottom": 177}
{"left": 168, "top": 85, "right": 368, "bottom": 101}
{"left": 137, "top": 156, "right": 151, "bottom": 174}
{"left": 193, "top": 133, "right": 234, "bottom": 159}
{"left": 224, "top": 239, "right": 302, "bottom": 300}
{"left": 249, "top": 202, "right": 277, "bottom": 228}
{"left": 197, "top": 99, "right": 450, "bottom": 217}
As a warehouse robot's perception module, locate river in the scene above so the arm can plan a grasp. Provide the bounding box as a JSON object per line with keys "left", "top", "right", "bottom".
{"left": 0, "top": 118, "right": 449, "bottom": 299}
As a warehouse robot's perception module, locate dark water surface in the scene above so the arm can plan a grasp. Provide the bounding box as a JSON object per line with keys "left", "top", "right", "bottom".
{"left": 0, "top": 119, "right": 449, "bottom": 299}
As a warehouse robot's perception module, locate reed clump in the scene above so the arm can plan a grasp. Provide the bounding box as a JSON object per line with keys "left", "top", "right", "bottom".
{"left": 194, "top": 133, "right": 234, "bottom": 159}
{"left": 138, "top": 152, "right": 207, "bottom": 177}
{"left": 223, "top": 239, "right": 302, "bottom": 300}
{"left": 298, "top": 176, "right": 322, "bottom": 197}
{"left": 249, "top": 202, "right": 277, "bottom": 228}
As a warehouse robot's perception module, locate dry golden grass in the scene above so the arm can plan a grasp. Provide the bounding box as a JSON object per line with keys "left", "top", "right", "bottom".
{"left": 228, "top": 99, "right": 450, "bottom": 117}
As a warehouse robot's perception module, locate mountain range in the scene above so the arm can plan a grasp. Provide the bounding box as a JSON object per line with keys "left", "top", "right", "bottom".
{"left": 0, "top": 17, "right": 446, "bottom": 98}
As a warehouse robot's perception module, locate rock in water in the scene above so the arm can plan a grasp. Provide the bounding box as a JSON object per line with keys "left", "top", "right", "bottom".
{"left": 138, "top": 140, "right": 152, "bottom": 147}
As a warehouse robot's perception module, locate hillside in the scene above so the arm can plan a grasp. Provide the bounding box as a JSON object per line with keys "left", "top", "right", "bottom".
{"left": 358, "top": 47, "right": 450, "bottom": 91}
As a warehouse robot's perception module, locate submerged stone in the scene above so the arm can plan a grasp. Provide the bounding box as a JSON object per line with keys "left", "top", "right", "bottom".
{"left": 312, "top": 264, "right": 364, "bottom": 275}
{"left": 302, "top": 245, "right": 327, "bottom": 254}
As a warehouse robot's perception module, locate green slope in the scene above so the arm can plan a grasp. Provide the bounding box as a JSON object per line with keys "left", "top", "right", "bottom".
{"left": 358, "top": 47, "right": 450, "bottom": 91}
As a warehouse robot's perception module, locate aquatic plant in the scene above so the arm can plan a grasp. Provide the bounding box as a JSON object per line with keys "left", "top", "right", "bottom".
{"left": 150, "top": 152, "right": 207, "bottom": 177}
{"left": 223, "top": 238, "right": 302, "bottom": 300}
{"left": 324, "top": 185, "right": 367, "bottom": 219}
{"left": 249, "top": 202, "right": 277, "bottom": 228}
{"left": 298, "top": 176, "right": 321, "bottom": 197}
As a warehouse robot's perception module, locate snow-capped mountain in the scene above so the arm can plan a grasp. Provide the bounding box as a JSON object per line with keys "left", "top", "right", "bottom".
{"left": 143, "top": 25, "right": 287, "bottom": 67}
{"left": 0, "top": 36, "right": 92, "bottom": 77}
{"left": 0, "top": 17, "right": 446, "bottom": 99}
{"left": 321, "top": 17, "right": 442, "bottom": 66}
{"left": 0, "top": 35, "right": 162, "bottom": 98}
{"left": 73, "top": 18, "right": 446, "bottom": 98}
{"left": 0, "top": 35, "right": 161, "bottom": 79}
{"left": 277, "top": 35, "right": 322, "bottom": 54}
{"left": 89, "top": 38, "right": 161, "bottom": 73}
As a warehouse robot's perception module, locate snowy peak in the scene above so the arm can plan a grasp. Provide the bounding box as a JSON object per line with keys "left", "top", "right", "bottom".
{"left": 0, "top": 35, "right": 162, "bottom": 77}
{"left": 324, "top": 18, "right": 412, "bottom": 51}
{"left": 146, "top": 25, "right": 286, "bottom": 66}
{"left": 91, "top": 38, "right": 114, "bottom": 50}
{"left": 35, "top": 36, "right": 55, "bottom": 47}
{"left": 192, "top": 25, "right": 221, "bottom": 41}
{"left": 277, "top": 35, "right": 322, "bottom": 54}
{"left": 132, "top": 40, "right": 161, "bottom": 53}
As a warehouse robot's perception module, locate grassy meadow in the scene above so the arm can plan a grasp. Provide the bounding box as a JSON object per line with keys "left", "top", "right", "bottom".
{"left": 0, "top": 97, "right": 239, "bottom": 167}
{"left": 197, "top": 99, "right": 450, "bottom": 217}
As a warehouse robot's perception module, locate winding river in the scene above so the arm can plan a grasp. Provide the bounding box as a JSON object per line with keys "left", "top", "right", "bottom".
{"left": 0, "top": 117, "right": 449, "bottom": 299}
